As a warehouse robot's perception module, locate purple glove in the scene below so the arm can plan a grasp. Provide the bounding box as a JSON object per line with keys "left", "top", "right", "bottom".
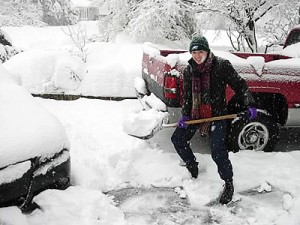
{"left": 178, "top": 116, "right": 190, "bottom": 129}
{"left": 247, "top": 107, "right": 257, "bottom": 120}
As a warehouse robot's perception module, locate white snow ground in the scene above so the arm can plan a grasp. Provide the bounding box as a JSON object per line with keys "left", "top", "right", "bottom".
{"left": 2, "top": 98, "right": 298, "bottom": 225}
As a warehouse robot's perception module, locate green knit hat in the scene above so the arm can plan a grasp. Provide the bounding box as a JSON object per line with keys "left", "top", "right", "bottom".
{"left": 189, "top": 35, "right": 210, "bottom": 53}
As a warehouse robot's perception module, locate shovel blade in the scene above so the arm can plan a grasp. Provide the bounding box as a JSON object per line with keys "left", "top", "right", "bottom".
{"left": 128, "top": 122, "right": 163, "bottom": 139}
{"left": 123, "top": 109, "right": 168, "bottom": 140}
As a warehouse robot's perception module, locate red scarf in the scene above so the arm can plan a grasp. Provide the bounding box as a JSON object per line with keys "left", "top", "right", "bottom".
{"left": 191, "top": 53, "right": 213, "bottom": 136}
{"left": 191, "top": 53, "right": 213, "bottom": 119}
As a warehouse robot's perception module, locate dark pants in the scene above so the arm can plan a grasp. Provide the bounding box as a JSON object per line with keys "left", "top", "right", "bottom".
{"left": 171, "top": 120, "right": 233, "bottom": 181}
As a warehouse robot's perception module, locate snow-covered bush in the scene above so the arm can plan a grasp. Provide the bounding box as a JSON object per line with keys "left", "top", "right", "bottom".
{"left": 52, "top": 56, "right": 86, "bottom": 91}
{"left": 0, "top": 29, "right": 20, "bottom": 63}
{"left": 3, "top": 49, "right": 86, "bottom": 93}
{"left": 62, "top": 24, "right": 88, "bottom": 63}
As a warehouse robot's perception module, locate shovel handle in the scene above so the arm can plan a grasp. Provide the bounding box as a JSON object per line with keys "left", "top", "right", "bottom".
{"left": 163, "top": 114, "right": 238, "bottom": 128}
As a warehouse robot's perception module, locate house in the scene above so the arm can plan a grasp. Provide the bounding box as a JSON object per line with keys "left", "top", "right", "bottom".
{"left": 71, "top": 0, "right": 100, "bottom": 21}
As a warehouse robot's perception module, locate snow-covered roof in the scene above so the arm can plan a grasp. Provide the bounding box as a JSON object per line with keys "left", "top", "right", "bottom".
{"left": 71, "top": 0, "right": 91, "bottom": 7}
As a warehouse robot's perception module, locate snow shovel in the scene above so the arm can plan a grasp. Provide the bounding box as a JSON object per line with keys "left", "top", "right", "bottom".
{"left": 129, "top": 113, "right": 238, "bottom": 140}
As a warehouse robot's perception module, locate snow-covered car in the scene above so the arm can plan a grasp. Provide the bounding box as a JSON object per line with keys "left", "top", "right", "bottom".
{"left": 0, "top": 64, "right": 71, "bottom": 211}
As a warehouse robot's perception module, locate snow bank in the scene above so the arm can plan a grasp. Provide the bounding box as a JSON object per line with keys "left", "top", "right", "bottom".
{"left": 29, "top": 186, "right": 125, "bottom": 225}
{"left": 3, "top": 49, "right": 86, "bottom": 92}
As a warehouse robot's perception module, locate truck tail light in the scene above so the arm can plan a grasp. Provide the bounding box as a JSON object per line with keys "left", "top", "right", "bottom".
{"left": 164, "top": 73, "right": 178, "bottom": 99}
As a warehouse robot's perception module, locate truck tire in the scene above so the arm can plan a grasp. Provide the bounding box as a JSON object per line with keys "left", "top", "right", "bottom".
{"left": 227, "top": 113, "right": 279, "bottom": 152}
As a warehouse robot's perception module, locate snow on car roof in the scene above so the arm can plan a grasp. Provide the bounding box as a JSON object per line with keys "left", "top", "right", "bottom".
{"left": 0, "top": 65, "right": 70, "bottom": 168}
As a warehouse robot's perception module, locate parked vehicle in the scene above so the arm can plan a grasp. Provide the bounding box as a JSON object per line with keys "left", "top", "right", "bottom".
{"left": 0, "top": 65, "right": 71, "bottom": 212}
{"left": 137, "top": 26, "right": 300, "bottom": 152}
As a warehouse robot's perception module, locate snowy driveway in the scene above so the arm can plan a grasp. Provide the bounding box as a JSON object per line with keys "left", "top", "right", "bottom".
{"left": 2, "top": 97, "right": 299, "bottom": 225}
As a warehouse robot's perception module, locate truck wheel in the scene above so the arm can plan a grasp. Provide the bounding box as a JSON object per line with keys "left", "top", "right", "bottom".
{"left": 227, "top": 113, "right": 279, "bottom": 152}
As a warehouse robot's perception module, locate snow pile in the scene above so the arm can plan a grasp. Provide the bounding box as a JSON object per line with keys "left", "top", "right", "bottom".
{"left": 2, "top": 23, "right": 143, "bottom": 98}
{"left": 78, "top": 42, "right": 143, "bottom": 97}
{"left": 3, "top": 49, "right": 86, "bottom": 92}
{"left": 30, "top": 186, "right": 125, "bottom": 225}
{"left": 0, "top": 187, "right": 126, "bottom": 225}
{"left": 134, "top": 76, "right": 147, "bottom": 95}
{"left": 247, "top": 56, "right": 265, "bottom": 76}
{"left": 0, "top": 207, "right": 29, "bottom": 225}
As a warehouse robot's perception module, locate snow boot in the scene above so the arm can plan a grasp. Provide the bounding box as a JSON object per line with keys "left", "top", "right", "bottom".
{"left": 219, "top": 180, "right": 234, "bottom": 204}
{"left": 186, "top": 162, "right": 199, "bottom": 178}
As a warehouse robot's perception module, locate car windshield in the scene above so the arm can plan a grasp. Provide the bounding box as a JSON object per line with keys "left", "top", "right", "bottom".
{"left": 285, "top": 30, "right": 300, "bottom": 47}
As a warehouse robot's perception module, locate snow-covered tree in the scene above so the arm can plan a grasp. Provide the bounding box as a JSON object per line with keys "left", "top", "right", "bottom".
{"left": 200, "top": 0, "right": 281, "bottom": 52}
{"left": 200, "top": 0, "right": 299, "bottom": 52}
{"left": 62, "top": 24, "right": 88, "bottom": 63}
{"left": 93, "top": 0, "right": 299, "bottom": 50}
{"left": 41, "top": 0, "right": 79, "bottom": 26}
{"left": 93, "top": 0, "right": 200, "bottom": 42}
{"left": 0, "top": 0, "right": 45, "bottom": 27}
{"left": 93, "top": 0, "right": 130, "bottom": 41}
{"left": 0, "top": 0, "right": 79, "bottom": 27}
{"left": 259, "top": 1, "right": 300, "bottom": 52}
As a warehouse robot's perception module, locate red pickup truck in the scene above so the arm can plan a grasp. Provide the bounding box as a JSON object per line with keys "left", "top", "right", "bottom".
{"left": 137, "top": 26, "right": 300, "bottom": 152}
